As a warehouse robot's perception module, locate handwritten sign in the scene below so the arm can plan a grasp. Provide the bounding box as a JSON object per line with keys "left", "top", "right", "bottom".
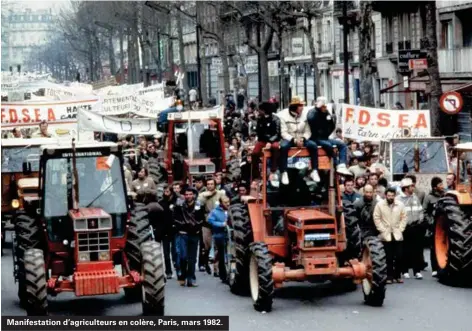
{"left": 341, "top": 104, "right": 431, "bottom": 141}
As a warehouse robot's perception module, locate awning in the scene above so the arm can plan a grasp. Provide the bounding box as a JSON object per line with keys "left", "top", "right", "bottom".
{"left": 450, "top": 82, "right": 472, "bottom": 93}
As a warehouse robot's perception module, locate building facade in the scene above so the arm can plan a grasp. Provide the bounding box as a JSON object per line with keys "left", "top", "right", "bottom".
{"left": 1, "top": 6, "right": 55, "bottom": 72}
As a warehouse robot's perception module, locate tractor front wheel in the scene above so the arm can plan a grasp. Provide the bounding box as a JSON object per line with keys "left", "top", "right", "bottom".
{"left": 141, "top": 241, "right": 165, "bottom": 316}
{"left": 249, "top": 242, "right": 274, "bottom": 312}
{"left": 361, "top": 237, "right": 387, "bottom": 307}
{"left": 24, "top": 249, "right": 48, "bottom": 316}
{"left": 228, "top": 204, "right": 253, "bottom": 295}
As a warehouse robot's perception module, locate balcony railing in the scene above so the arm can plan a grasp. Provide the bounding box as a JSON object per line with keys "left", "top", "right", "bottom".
{"left": 438, "top": 47, "right": 472, "bottom": 73}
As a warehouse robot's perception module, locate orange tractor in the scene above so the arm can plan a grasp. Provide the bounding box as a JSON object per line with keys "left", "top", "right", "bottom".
{"left": 432, "top": 142, "right": 472, "bottom": 285}
{"left": 226, "top": 147, "right": 387, "bottom": 312}
{"left": 12, "top": 140, "right": 165, "bottom": 315}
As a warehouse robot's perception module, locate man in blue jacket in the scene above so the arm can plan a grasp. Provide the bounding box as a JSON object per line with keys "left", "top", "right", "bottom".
{"left": 207, "top": 195, "right": 231, "bottom": 283}
{"left": 307, "top": 97, "right": 351, "bottom": 176}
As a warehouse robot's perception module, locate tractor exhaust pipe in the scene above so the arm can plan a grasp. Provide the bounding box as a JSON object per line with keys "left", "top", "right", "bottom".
{"left": 72, "top": 138, "right": 79, "bottom": 211}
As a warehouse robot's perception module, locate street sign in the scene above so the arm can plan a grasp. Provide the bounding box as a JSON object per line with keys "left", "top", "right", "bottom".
{"left": 409, "top": 58, "right": 428, "bottom": 70}
{"left": 398, "top": 49, "right": 427, "bottom": 71}
{"left": 440, "top": 91, "right": 464, "bottom": 115}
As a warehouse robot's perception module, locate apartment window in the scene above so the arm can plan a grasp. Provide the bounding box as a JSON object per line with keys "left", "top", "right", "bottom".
{"left": 441, "top": 20, "right": 453, "bottom": 49}
{"left": 386, "top": 16, "right": 393, "bottom": 44}
{"left": 399, "top": 13, "right": 411, "bottom": 43}
{"left": 316, "top": 21, "right": 322, "bottom": 53}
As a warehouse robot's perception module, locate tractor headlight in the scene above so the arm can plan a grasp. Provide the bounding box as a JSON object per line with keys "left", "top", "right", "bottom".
{"left": 98, "top": 251, "right": 110, "bottom": 261}
{"left": 11, "top": 199, "right": 20, "bottom": 209}
{"left": 78, "top": 252, "right": 90, "bottom": 262}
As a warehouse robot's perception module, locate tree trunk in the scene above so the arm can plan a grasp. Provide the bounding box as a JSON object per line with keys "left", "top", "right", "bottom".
{"left": 199, "top": 30, "right": 208, "bottom": 105}
{"left": 108, "top": 33, "right": 116, "bottom": 77}
{"left": 424, "top": 1, "right": 443, "bottom": 136}
{"left": 176, "top": 11, "right": 188, "bottom": 93}
{"left": 127, "top": 28, "right": 134, "bottom": 83}
{"left": 277, "top": 32, "right": 287, "bottom": 108}
{"left": 305, "top": 19, "right": 321, "bottom": 99}
{"left": 259, "top": 50, "right": 270, "bottom": 101}
{"left": 358, "top": 1, "right": 375, "bottom": 107}
{"left": 219, "top": 39, "right": 231, "bottom": 95}
{"left": 119, "top": 27, "right": 125, "bottom": 84}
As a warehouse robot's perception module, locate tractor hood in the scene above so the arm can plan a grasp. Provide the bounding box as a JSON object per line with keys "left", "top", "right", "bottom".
{"left": 184, "top": 158, "right": 215, "bottom": 175}
{"left": 286, "top": 209, "right": 333, "bottom": 222}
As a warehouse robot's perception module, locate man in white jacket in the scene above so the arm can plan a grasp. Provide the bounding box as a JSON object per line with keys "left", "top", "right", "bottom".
{"left": 277, "top": 96, "right": 320, "bottom": 185}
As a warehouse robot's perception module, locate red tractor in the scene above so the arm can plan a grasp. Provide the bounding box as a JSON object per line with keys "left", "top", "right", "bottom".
{"left": 163, "top": 108, "right": 226, "bottom": 186}
{"left": 226, "top": 147, "right": 387, "bottom": 312}
{"left": 13, "top": 140, "right": 165, "bottom": 315}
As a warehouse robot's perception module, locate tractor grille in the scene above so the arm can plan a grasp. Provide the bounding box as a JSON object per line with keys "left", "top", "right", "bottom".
{"left": 77, "top": 232, "right": 110, "bottom": 253}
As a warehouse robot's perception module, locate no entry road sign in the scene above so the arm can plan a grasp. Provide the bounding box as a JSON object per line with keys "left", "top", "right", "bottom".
{"left": 440, "top": 91, "right": 463, "bottom": 115}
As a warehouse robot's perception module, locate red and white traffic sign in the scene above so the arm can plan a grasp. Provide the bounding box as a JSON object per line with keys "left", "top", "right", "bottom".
{"left": 440, "top": 91, "right": 463, "bottom": 115}
{"left": 409, "top": 59, "right": 428, "bottom": 70}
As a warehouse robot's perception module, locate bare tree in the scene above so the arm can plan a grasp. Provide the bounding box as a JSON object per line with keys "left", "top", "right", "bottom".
{"left": 358, "top": 1, "right": 375, "bottom": 107}
{"left": 423, "top": 1, "right": 443, "bottom": 136}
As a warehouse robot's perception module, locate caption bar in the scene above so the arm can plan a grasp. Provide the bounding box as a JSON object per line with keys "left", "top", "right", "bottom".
{"left": 2, "top": 316, "right": 229, "bottom": 331}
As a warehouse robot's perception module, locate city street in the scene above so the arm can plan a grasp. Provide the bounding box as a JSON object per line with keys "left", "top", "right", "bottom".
{"left": 2, "top": 236, "right": 471, "bottom": 331}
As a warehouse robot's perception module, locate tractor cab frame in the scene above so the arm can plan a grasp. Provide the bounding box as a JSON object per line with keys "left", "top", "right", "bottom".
{"left": 164, "top": 107, "right": 226, "bottom": 186}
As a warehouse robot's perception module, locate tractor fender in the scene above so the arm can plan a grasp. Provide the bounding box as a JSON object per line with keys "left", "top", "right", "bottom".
{"left": 444, "top": 190, "right": 472, "bottom": 205}
{"left": 247, "top": 202, "right": 264, "bottom": 242}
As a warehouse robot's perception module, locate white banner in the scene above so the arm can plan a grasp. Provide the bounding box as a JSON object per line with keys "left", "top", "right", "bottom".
{"left": 100, "top": 93, "right": 136, "bottom": 115}
{"left": 1, "top": 98, "right": 100, "bottom": 128}
{"left": 341, "top": 104, "right": 431, "bottom": 141}
{"left": 136, "top": 83, "right": 164, "bottom": 97}
{"left": 78, "top": 108, "right": 160, "bottom": 135}
{"left": 133, "top": 96, "right": 174, "bottom": 118}
{"left": 1, "top": 122, "right": 94, "bottom": 141}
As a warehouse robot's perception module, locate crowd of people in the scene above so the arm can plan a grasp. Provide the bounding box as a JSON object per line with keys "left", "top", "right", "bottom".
{"left": 118, "top": 94, "right": 470, "bottom": 288}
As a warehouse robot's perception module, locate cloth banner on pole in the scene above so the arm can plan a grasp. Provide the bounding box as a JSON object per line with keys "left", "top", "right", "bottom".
{"left": 78, "top": 108, "right": 160, "bottom": 135}
{"left": 1, "top": 98, "right": 100, "bottom": 128}
{"left": 341, "top": 104, "right": 431, "bottom": 141}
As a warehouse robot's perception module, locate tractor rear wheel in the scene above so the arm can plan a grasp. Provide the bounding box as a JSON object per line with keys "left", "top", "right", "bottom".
{"left": 14, "top": 214, "right": 42, "bottom": 309}
{"left": 227, "top": 204, "right": 253, "bottom": 295}
{"left": 24, "top": 249, "right": 48, "bottom": 316}
{"left": 125, "top": 203, "right": 153, "bottom": 272}
{"left": 141, "top": 241, "right": 165, "bottom": 316}
{"left": 249, "top": 242, "right": 274, "bottom": 312}
{"left": 433, "top": 197, "right": 472, "bottom": 285}
{"left": 342, "top": 202, "right": 362, "bottom": 261}
{"left": 361, "top": 237, "right": 387, "bottom": 307}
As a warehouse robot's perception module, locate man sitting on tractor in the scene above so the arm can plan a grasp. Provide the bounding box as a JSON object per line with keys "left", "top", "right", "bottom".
{"left": 278, "top": 96, "right": 320, "bottom": 185}
{"left": 307, "top": 96, "right": 352, "bottom": 177}
{"left": 251, "top": 101, "right": 281, "bottom": 186}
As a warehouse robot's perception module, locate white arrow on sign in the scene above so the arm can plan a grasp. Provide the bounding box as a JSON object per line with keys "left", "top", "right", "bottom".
{"left": 440, "top": 91, "right": 463, "bottom": 114}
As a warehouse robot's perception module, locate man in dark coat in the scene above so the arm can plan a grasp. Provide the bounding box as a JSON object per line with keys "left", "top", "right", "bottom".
{"left": 173, "top": 187, "right": 206, "bottom": 287}
{"left": 307, "top": 97, "right": 351, "bottom": 176}
{"left": 251, "top": 102, "right": 281, "bottom": 183}
{"left": 158, "top": 184, "right": 179, "bottom": 278}
{"left": 354, "top": 184, "right": 379, "bottom": 240}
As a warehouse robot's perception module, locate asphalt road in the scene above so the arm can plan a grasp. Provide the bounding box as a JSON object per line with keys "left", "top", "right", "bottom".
{"left": 2, "top": 236, "right": 471, "bottom": 331}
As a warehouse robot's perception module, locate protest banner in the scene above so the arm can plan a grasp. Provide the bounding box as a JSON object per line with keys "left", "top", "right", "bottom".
{"left": 78, "top": 108, "right": 160, "bottom": 135}
{"left": 137, "top": 83, "right": 164, "bottom": 97}
{"left": 341, "top": 104, "right": 431, "bottom": 141}
{"left": 1, "top": 98, "right": 100, "bottom": 128}
{"left": 100, "top": 93, "right": 136, "bottom": 115}
{"left": 133, "top": 96, "right": 174, "bottom": 118}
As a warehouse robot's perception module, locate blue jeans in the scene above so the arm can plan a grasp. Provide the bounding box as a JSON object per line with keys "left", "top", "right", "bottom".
{"left": 314, "top": 139, "right": 347, "bottom": 166}
{"left": 175, "top": 233, "right": 199, "bottom": 284}
{"left": 280, "top": 139, "right": 318, "bottom": 172}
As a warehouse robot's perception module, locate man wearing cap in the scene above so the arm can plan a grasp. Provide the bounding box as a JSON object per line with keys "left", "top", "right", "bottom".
{"left": 252, "top": 101, "right": 281, "bottom": 184}
{"left": 396, "top": 177, "right": 425, "bottom": 280}
{"left": 307, "top": 96, "right": 351, "bottom": 177}
{"left": 277, "top": 96, "right": 320, "bottom": 185}
{"left": 349, "top": 154, "right": 368, "bottom": 179}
